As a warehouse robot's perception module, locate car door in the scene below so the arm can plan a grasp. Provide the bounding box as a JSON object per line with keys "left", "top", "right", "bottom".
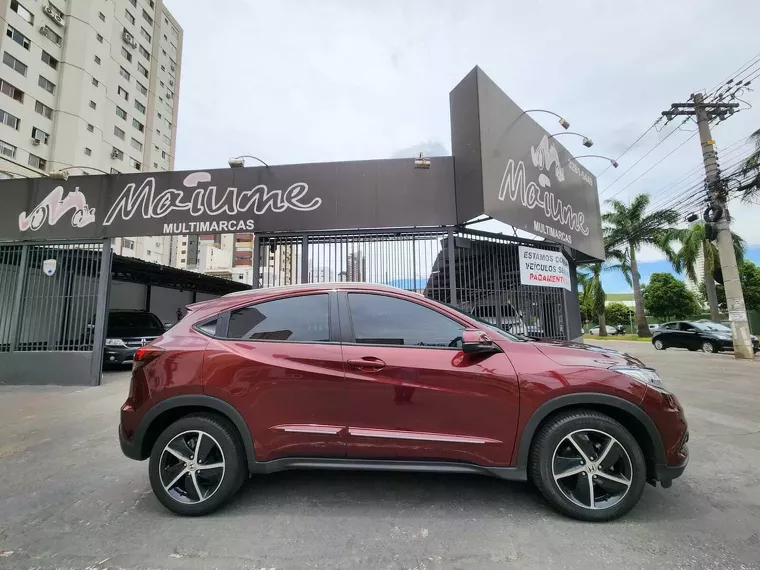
{"left": 679, "top": 322, "right": 701, "bottom": 349}
{"left": 202, "top": 292, "right": 347, "bottom": 461}
{"left": 658, "top": 322, "right": 679, "bottom": 347}
{"left": 339, "top": 291, "right": 519, "bottom": 467}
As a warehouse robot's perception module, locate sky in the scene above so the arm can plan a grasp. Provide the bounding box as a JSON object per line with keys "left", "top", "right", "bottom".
{"left": 163, "top": 0, "right": 760, "bottom": 292}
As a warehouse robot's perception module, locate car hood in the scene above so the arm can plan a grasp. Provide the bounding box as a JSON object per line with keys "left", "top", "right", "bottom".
{"left": 533, "top": 339, "right": 646, "bottom": 368}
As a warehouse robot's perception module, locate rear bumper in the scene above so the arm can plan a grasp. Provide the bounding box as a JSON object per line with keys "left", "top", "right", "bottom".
{"left": 119, "top": 424, "right": 143, "bottom": 461}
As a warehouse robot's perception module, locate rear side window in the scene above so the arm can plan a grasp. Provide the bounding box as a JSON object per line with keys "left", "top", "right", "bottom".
{"left": 347, "top": 293, "right": 464, "bottom": 348}
{"left": 226, "top": 294, "right": 329, "bottom": 342}
{"left": 195, "top": 318, "right": 218, "bottom": 337}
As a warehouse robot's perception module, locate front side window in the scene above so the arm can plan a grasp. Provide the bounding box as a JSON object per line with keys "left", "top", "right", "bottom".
{"left": 226, "top": 294, "right": 329, "bottom": 342}
{"left": 348, "top": 293, "right": 464, "bottom": 348}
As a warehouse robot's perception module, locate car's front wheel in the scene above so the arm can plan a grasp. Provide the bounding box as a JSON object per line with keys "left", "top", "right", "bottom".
{"left": 653, "top": 339, "right": 665, "bottom": 350}
{"left": 529, "top": 410, "right": 646, "bottom": 522}
{"left": 148, "top": 414, "right": 247, "bottom": 516}
{"left": 702, "top": 341, "right": 717, "bottom": 353}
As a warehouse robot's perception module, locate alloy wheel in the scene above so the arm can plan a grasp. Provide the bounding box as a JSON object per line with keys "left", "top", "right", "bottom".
{"left": 654, "top": 339, "right": 664, "bottom": 350}
{"left": 159, "top": 430, "right": 226, "bottom": 504}
{"left": 702, "top": 341, "right": 715, "bottom": 353}
{"left": 552, "top": 429, "right": 633, "bottom": 510}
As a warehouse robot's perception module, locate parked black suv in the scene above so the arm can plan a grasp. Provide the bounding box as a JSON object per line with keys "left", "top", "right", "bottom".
{"left": 103, "top": 310, "right": 166, "bottom": 365}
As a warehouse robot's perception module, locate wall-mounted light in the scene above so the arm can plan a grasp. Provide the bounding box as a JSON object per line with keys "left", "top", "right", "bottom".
{"left": 414, "top": 153, "right": 431, "bottom": 169}
{"left": 228, "top": 155, "right": 269, "bottom": 168}
{"left": 549, "top": 132, "right": 594, "bottom": 148}
{"left": 524, "top": 109, "right": 570, "bottom": 130}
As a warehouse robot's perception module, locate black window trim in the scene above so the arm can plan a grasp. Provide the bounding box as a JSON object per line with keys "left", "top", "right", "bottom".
{"left": 339, "top": 291, "right": 469, "bottom": 351}
{"left": 215, "top": 291, "right": 338, "bottom": 345}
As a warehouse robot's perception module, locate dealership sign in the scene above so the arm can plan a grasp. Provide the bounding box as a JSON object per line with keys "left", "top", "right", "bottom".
{"left": 518, "top": 245, "right": 571, "bottom": 291}
{"left": 450, "top": 67, "right": 605, "bottom": 261}
{"left": 0, "top": 159, "right": 457, "bottom": 240}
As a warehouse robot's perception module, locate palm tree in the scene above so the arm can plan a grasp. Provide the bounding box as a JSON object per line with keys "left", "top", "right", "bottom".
{"left": 740, "top": 128, "right": 760, "bottom": 202}
{"left": 577, "top": 244, "right": 631, "bottom": 337}
{"left": 674, "top": 223, "right": 746, "bottom": 320}
{"left": 603, "top": 194, "right": 681, "bottom": 337}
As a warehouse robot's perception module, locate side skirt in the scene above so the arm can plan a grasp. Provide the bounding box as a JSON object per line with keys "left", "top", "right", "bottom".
{"left": 249, "top": 457, "right": 528, "bottom": 481}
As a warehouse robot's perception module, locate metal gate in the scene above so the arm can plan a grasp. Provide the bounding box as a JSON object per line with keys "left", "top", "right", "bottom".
{"left": 0, "top": 240, "right": 111, "bottom": 385}
{"left": 254, "top": 227, "right": 567, "bottom": 340}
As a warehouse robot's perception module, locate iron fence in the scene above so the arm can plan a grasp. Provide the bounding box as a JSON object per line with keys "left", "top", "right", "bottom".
{"left": 255, "top": 227, "right": 567, "bottom": 340}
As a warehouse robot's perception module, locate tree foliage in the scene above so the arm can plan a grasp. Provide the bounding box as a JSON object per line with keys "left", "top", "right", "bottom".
{"left": 643, "top": 273, "right": 699, "bottom": 321}
{"left": 700, "top": 260, "right": 760, "bottom": 312}
{"left": 605, "top": 302, "right": 632, "bottom": 326}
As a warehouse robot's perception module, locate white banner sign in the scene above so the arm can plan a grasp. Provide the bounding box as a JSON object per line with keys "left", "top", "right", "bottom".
{"left": 518, "top": 246, "right": 571, "bottom": 291}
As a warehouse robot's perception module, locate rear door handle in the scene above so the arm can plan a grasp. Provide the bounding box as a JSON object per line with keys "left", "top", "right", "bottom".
{"left": 347, "top": 357, "right": 386, "bottom": 371}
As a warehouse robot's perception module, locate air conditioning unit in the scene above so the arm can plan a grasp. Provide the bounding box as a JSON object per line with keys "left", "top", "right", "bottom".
{"left": 52, "top": 13, "right": 63, "bottom": 26}
{"left": 42, "top": 5, "right": 54, "bottom": 16}
{"left": 110, "top": 150, "right": 120, "bottom": 159}
{"left": 122, "top": 30, "right": 137, "bottom": 48}
{"left": 39, "top": 26, "right": 48, "bottom": 34}
{"left": 31, "top": 138, "right": 40, "bottom": 146}
{"left": 43, "top": 5, "right": 64, "bottom": 26}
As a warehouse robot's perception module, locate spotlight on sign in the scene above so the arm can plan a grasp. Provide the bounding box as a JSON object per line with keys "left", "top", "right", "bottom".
{"left": 582, "top": 137, "right": 594, "bottom": 148}
{"left": 414, "top": 153, "right": 431, "bottom": 169}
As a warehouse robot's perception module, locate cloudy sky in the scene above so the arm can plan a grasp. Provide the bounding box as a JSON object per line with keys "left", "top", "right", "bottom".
{"left": 164, "top": 0, "right": 760, "bottom": 289}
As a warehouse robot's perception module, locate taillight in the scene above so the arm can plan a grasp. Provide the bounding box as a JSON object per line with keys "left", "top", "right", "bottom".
{"left": 133, "top": 345, "right": 165, "bottom": 371}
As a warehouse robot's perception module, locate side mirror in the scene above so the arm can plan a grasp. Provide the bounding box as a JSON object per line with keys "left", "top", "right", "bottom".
{"left": 462, "top": 329, "right": 499, "bottom": 355}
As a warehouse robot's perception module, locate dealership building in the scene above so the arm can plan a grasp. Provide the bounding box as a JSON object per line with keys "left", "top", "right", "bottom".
{"left": 0, "top": 67, "right": 604, "bottom": 386}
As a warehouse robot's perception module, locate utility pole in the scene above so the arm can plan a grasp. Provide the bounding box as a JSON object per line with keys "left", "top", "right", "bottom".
{"left": 662, "top": 95, "right": 754, "bottom": 359}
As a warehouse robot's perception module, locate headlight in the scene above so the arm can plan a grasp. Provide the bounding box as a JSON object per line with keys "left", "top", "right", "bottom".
{"left": 610, "top": 366, "right": 667, "bottom": 390}
{"left": 105, "top": 338, "right": 127, "bottom": 347}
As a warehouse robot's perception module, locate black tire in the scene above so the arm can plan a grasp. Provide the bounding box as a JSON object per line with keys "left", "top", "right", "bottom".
{"left": 702, "top": 341, "right": 716, "bottom": 353}
{"left": 653, "top": 338, "right": 666, "bottom": 350}
{"left": 529, "top": 410, "right": 647, "bottom": 522}
{"left": 149, "top": 414, "right": 247, "bottom": 516}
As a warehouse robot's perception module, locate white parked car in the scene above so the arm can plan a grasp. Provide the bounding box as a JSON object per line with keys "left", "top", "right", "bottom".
{"left": 648, "top": 324, "right": 660, "bottom": 331}
{"left": 588, "top": 325, "right": 617, "bottom": 335}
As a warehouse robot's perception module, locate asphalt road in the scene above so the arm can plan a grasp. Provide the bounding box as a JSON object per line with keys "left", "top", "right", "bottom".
{"left": 1, "top": 341, "right": 759, "bottom": 570}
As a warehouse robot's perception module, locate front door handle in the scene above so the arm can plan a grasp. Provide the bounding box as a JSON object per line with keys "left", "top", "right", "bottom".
{"left": 347, "top": 357, "right": 386, "bottom": 371}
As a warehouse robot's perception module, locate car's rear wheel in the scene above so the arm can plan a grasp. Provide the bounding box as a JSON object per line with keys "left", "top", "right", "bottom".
{"left": 529, "top": 410, "right": 646, "bottom": 522}
{"left": 702, "top": 341, "right": 716, "bottom": 353}
{"left": 149, "top": 414, "right": 247, "bottom": 516}
{"left": 653, "top": 339, "right": 665, "bottom": 350}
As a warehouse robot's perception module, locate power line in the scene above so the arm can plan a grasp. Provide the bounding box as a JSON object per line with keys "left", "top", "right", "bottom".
{"left": 597, "top": 118, "right": 662, "bottom": 178}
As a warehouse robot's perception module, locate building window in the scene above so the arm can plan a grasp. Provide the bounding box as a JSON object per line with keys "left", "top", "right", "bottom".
{"left": 134, "top": 100, "right": 145, "bottom": 114}
{"left": 121, "top": 46, "right": 132, "bottom": 63}
{"left": 142, "top": 10, "right": 153, "bottom": 25}
{"left": 136, "top": 82, "right": 147, "bottom": 96}
{"left": 3, "top": 52, "right": 28, "bottom": 77}
{"left": 10, "top": 1, "right": 34, "bottom": 25}
{"left": 156, "top": 128, "right": 160, "bottom": 136}
{"left": 38, "top": 75, "right": 56, "bottom": 94}
{"left": 116, "top": 106, "right": 127, "bottom": 120}
{"left": 114, "top": 126, "right": 125, "bottom": 139}
{"left": 118, "top": 86, "right": 129, "bottom": 100}
{"left": 35, "top": 101, "right": 52, "bottom": 119}
{"left": 0, "top": 108, "right": 20, "bottom": 130}
{"left": 153, "top": 162, "right": 158, "bottom": 168}
{"left": 123, "top": 238, "right": 135, "bottom": 249}
{"left": 92, "top": 77, "right": 98, "bottom": 86}
{"left": 84, "top": 147, "right": 92, "bottom": 156}
{"left": 41, "top": 26, "right": 61, "bottom": 46}
{"left": 129, "top": 0, "right": 137, "bottom": 6}
{"left": 94, "top": 55, "right": 101, "bottom": 65}
{"left": 130, "top": 137, "right": 142, "bottom": 151}
{"left": 0, "top": 79, "right": 24, "bottom": 103}
{"left": 41, "top": 51, "right": 59, "bottom": 69}
{"left": 161, "top": 150, "right": 167, "bottom": 159}
{"left": 120, "top": 67, "right": 131, "bottom": 82}
{"left": 129, "top": 157, "right": 141, "bottom": 170}
{"left": 6, "top": 26, "right": 31, "bottom": 50}
{"left": 28, "top": 153, "right": 46, "bottom": 170}
{"left": 138, "top": 45, "right": 150, "bottom": 61}
{"left": 112, "top": 147, "right": 124, "bottom": 161}
{"left": 31, "top": 126, "right": 49, "bottom": 144}
{"left": 157, "top": 112, "right": 162, "bottom": 119}
{"left": 89, "top": 100, "right": 96, "bottom": 109}
{"left": 125, "top": 10, "right": 135, "bottom": 25}
{"left": 137, "top": 63, "right": 148, "bottom": 79}
{"left": 132, "top": 118, "right": 144, "bottom": 132}
{"left": 0, "top": 139, "right": 17, "bottom": 158}
{"left": 140, "top": 27, "right": 151, "bottom": 42}
{"left": 160, "top": 65, "right": 165, "bottom": 72}
{"left": 99, "top": 12, "right": 105, "bottom": 22}
{"left": 87, "top": 123, "right": 94, "bottom": 132}
{"left": 96, "top": 33, "right": 103, "bottom": 43}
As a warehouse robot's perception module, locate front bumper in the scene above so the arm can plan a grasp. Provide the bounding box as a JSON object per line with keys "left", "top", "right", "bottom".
{"left": 104, "top": 346, "right": 137, "bottom": 364}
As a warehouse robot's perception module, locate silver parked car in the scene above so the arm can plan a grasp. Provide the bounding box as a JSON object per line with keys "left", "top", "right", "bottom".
{"left": 588, "top": 325, "right": 617, "bottom": 335}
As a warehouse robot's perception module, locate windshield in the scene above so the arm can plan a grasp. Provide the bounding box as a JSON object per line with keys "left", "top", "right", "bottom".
{"left": 108, "top": 312, "right": 163, "bottom": 332}
{"left": 444, "top": 303, "right": 525, "bottom": 342}
{"left": 695, "top": 322, "right": 732, "bottom": 333}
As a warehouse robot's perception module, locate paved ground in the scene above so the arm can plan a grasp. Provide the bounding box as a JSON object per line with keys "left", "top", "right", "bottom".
{"left": 0, "top": 343, "right": 759, "bottom": 570}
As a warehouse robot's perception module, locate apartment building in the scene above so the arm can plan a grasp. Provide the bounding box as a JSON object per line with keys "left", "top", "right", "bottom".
{"left": 0, "top": 0, "right": 182, "bottom": 265}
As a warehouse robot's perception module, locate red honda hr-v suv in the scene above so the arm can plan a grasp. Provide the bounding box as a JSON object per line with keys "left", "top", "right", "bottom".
{"left": 119, "top": 283, "right": 688, "bottom": 521}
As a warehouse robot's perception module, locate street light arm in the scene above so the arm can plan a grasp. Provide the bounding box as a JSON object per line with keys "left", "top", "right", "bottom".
{"left": 49, "top": 166, "right": 111, "bottom": 180}
{"left": 564, "top": 155, "right": 618, "bottom": 168}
